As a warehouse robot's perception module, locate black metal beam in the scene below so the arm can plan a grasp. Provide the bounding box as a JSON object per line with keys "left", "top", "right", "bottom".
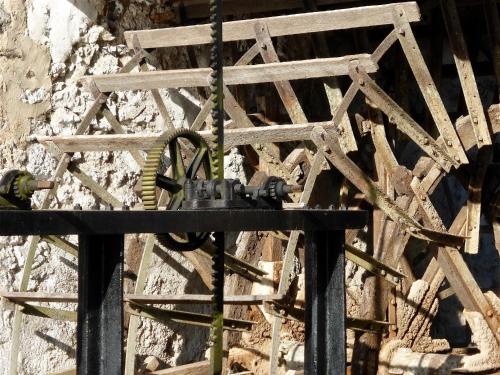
{"left": 305, "top": 230, "right": 346, "bottom": 375}
{"left": 0, "top": 209, "right": 364, "bottom": 375}
{"left": 0, "top": 209, "right": 367, "bottom": 235}
{"left": 77, "top": 234, "right": 124, "bottom": 375}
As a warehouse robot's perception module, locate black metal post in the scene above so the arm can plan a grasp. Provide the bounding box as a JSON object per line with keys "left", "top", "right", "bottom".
{"left": 305, "top": 230, "right": 346, "bottom": 375}
{"left": 77, "top": 234, "right": 124, "bottom": 375}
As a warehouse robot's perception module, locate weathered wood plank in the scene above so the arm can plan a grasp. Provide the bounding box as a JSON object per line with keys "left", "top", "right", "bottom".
{"left": 0, "top": 292, "right": 283, "bottom": 305}
{"left": 222, "top": 86, "right": 293, "bottom": 180}
{"left": 67, "top": 162, "right": 123, "bottom": 208}
{"left": 269, "top": 152, "right": 324, "bottom": 373}
{"left": 311, "top": 126, "right": 465, "bottom": 246}
{"left": 350, "top": 67, "right": 456, "bottom": 172}
{"left": 190, "top": 43, "right": 260, "bottom": 132}
{"left": 254, "top": 21, "right": 308, "bottom": 124}
{"left": 124, "top": 3, "right": 420, "bottom": 48}
{"left": 101, "top": 108, "right": 145, "bottom": 167}
{"left": 36, "top": 121, "right": 340, "bottom": 152}
{"left": 441, "top": 0, "right": 492, "bottom": 147}
{"left": 41, "top": 105, "right": 499, "bottom": 159}
{"left": 83, "top": 54, "right": 377, "bottom": 92}
{"left": 393, "top": 6, "right": 469, "bottom": 165}
{"left": 464, "top": 147, "right": 492, "bottom": 254}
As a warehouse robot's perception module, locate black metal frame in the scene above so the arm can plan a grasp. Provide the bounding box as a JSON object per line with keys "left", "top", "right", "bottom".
{"left": 0, "top": 209, "right": 366, "bottom": 375}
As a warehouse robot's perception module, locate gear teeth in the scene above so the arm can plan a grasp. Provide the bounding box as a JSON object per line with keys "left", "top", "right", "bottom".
{"left": 141, "top": 128, "right": 213, "bottom": 210}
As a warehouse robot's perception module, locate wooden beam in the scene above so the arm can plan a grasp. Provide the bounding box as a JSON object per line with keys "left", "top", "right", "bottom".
{"left": 36, "top": 121, "right": 340, "bottom": 152}
{"left": 254, "top": 21, "right": 308, "bottom": 124}
{"left": 83, "top": 54, "right": 377, "bottom": 92}
{"left": 36, "top": 104, "right": 500, "bottom": 156}
{"left": 350, "top": 68, "right": 457, "bottom": 172}
{"left": 393, "top": 6, "right": 469, "bottom": 165}
{"left": 0, "top": 292, "right": 284, "bottom": 305}
{"left": 311, "top": 126, "right": 465, "bottom": 246}
{"left": 124, "top": 2, "right": 420, "bottom": 48}
{"left": 441, "top": 0, "right": 492, "bottom": 147}
{"left": 67, "top": 162, "right": 123, "bottom": 208}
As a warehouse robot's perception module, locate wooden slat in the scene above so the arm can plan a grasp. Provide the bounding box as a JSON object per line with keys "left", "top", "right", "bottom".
{"left": 49, "top": 369, "right": 75, "bottom": 375}
{"left": 351, "top": 68, "right": 456, "bottom": 172}
{"left": 222, "top": 86, "right": 293, "bottom": 180}
{"left": 254, "top": 21, "right": 308, "bottom": 124}
{"left": 67, "top": 162, "right": 123, "bottom": 208}
{"left": 190, "top": 43, "right": 260, "bottom": 132}
{"left": 101, "top": 108, "right": 145, "bottom": 167}
{"left": 124, "top": 2, "right": 420, "bottom": 48}
{"left": 441, "top": 0, "right": 492, "bottom": 147}
{"left": 42, "top": 106, "right": 496, "bottom": 166}
{"left": 83, "top": 54, "right": 377, "bottom": 92}
{"left": 0, "top": 292, "right": 283, "bottom": 305}
{"left": 441, "top": 0, "right": 493, "bottom": 254}
{"left": 311, "top": 126, "right": 465, "bottom": 246}
{"left": 269, "top": 152, "right": 324, "bottom": 373}
{"left": 36, "top": 121, "right": 340, "bottom": 152}
{"left": 464, "top": 147, "right": 492, "bottom": 253}
{"left": 393, "top": 5, "right": 468, "bottom": 165}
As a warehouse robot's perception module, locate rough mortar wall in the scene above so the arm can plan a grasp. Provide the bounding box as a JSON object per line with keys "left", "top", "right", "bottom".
{"left": 0, "top": 1, "right": 250, "bottom": 373}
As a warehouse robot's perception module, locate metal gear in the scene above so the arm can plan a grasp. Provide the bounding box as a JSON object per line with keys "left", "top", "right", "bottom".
{"left": 141, "top": 128, "right": 213, "bottom": 251}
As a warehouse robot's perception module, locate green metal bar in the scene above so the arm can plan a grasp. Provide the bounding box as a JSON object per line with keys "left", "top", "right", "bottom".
{"left": 345, "top": 244, "right": 405, "bottom": 285}
{"left": 126, "top": 302, "right": 254, "bottom": 332}
{"left": 20, "top": 304, "right": 76, "bottom": 322}
{"left": 42, "top": 235, "right": 78, "bottom": 257}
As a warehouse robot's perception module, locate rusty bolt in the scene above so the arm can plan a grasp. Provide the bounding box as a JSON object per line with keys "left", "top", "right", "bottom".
{"left": 446, "top": 140, "right": 452, "bottom": 147}
{"left": 36, "top": 180, "right": 55, "bottom": 190}
{"left": 398, "top": 27, "right": 405, "bottom": 36}
{"left": 380, "top": 269, "right": 387, "bottom": 276}
{"left": 487, "top": 309, "right": 494, "bottom": 318}
{"left": 423, "top": 137, "right": 429, "bottom": 145}
{"left": 358, "top": 78, "right": 364, "bottom": 86}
